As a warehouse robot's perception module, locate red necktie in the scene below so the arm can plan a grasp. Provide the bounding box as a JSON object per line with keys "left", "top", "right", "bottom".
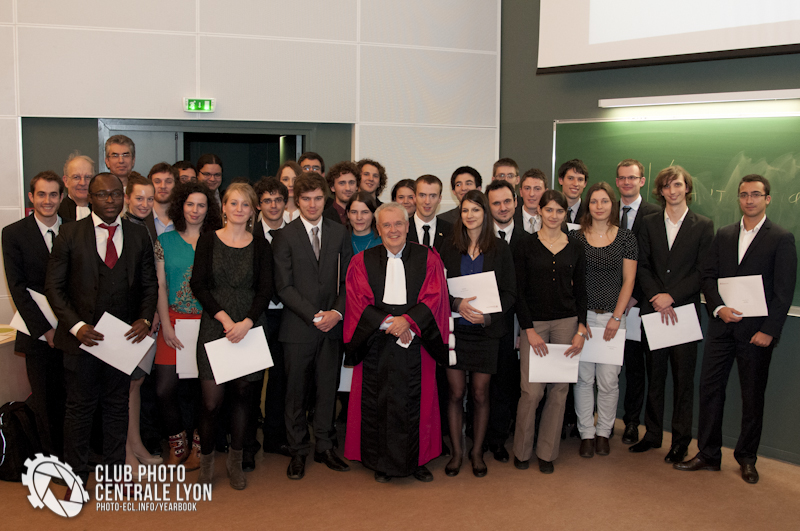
{"left": 100, "top": 223, "right": 118, "bottom": 268}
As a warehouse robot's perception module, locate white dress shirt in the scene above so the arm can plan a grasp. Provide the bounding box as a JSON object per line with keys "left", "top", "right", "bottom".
{"left": 521, "top": 208, "right": 541, "bottom": 234}
{"left": 494, "top": 221, "right": 514, "bottom": 244}
{"left": 738, "top": 215, "right": 766, "bottom": 264}
{"left": 34, "top": 215, "right": 61, "bottom": 253}
{"left": 414, "top": 213, "right": 437, "bottom": 245}
{"left": 567, "top": 198, "right": 582, "bottom": 224}
{"left": 620, "top": 195, "right": 642, "bottom": 231}
{"left": 283, "top": 209, "right": 301, "bottom": 224}
{"left": 664, "top": 206, "right": 689, "bottom": 250}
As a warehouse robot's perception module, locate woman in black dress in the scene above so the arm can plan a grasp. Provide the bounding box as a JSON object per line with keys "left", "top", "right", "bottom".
{"left": 190, "top": 183, "right": 273, "bottom": 490}
{"left": 439, "top": 190, "right": 516, "bottom": 477}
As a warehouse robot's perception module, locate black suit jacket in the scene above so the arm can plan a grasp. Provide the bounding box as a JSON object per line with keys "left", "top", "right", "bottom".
{"left": 439, "top": 238, "right": 516, "bottom": 339}
{"left": 626, "top": 199, "right": 663, "bottom": 305}
{"left": 701, "top": 218, "right": 796, "bottom": 340}
{"left": 637, "top": 209, "right": 714, "bottom": 316}
{"left": 407, "top": 217, "right": 453, "bottom": 253}
{"left": 57, "top": 196, "right": 90, "bottom": 224}
{"left": 437, "top": 206, "right": 460, "bottom": 225}
{"left": 272, "top": 217, "right": 352, "bottom": 343}
{"left": 2, "top": 215, "right": 55, "bottom": 353}
{"left": 45, "top": 216, "right": 158, "bottom": 354}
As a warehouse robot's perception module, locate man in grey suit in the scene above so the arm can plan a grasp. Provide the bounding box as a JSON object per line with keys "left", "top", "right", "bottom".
{"left": 272, "top": 172, "right": 353, "bottom": 480}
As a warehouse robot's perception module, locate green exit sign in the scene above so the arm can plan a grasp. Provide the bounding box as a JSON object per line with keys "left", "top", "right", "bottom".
{"left": 184, "top": 98, "right": 216, "bottom": 113}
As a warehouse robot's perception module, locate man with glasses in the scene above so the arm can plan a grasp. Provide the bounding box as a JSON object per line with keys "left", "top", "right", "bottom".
{"left": 60, "top": 152, "right": 94, "bottom": 222}
{"left": 104, "top": 135, "right": 136, "bottom": 189}
{"left": 492, "top": 158, "right": 520, "bottom": 187}
{"left": 299, "top": 151, "right": 325, "bottom": 176}
{"left": 45, "top": 172, "right": 158, "bottom": 486}
{"left": 676, "top": 174, "right": 796, "bottom": 484}
{"left": 614, "top": 159, "right": 662, "bottom": 445}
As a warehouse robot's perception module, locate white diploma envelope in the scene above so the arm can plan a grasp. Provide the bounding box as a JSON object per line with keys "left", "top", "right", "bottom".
{"left": 566, "top": 223, "right": 581, "bottom": 232}
{"left": 579, "top": 327, "right": 626, "bottom": 366}
{"left": 175, "top": 319, "right": 201, "bottom": 379}
{"left": 80, "top": 312, "right": 155, "bottom": 375}
{"left": 9, "top": 289, "right": 58, "bottom": 341}
{"left": 528, "top": 344, "right": 580, "bottom": 383}
{"left": 205, "top": 326, "right": 273, "bottom": 385}
{"left": 717, "top": 275, "right": 769, "bottom": 317}
{"left": 625, "top": 307, "right": 642, "bottom": 342}
{"left": 641, "top": 304, "right": 703, "bottom": 351}
{"left": 338, "top": 362, "right": 353, "bottom": 393}
{"left": 447, "top": 271, "right": 502, "bottom": 314}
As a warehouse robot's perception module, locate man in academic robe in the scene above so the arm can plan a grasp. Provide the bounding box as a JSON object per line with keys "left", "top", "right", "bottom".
{"left": 344, "top": 202, "right": 450, "bottom": 483}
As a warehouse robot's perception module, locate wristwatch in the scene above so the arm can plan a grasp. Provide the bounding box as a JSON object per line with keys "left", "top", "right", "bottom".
{"left": 612, "top": 315, "right": 621, "bottom": 322}
{"left": 577, "top": 331, "right": 587, "bottom": 339}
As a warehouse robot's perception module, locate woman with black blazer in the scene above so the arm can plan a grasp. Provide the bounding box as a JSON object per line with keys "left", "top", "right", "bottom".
{"left": 439, "top": 190, "right": 516, "bottom": 478}
{"left": 190, "top": 182, "right": 274, "bottom": 490}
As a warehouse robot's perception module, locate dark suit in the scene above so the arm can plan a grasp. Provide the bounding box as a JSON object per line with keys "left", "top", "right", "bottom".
{"left": 322, "top": 203, "right": 346, "bottom": 225}
{"left": 45, "top": 215, "right": 158, "bottom": 481}
{"left": 698, "top": 217, "right": 796, "bottom": 465}
{"left": 486, "top": 223, "right": 529, "bottom": 447}
{"left": 2, "top": 214, "right": 65, "bottom": 457}
{"left": 637, "top": 209, "right": 713, "bottom": 447}
{"left": 407, "top": 217, "right": 452, "bottom": 252}
{"left": 437, "top": 206, "right": 460, "bottom": 225}
{"left": 272, "top": 217, "right": 352, "bottom": 456}
{"left": 621, "top": 199, "right": 663, "bottom": 428}
{"left": 57, "top": 195, "right": 89, "bottom": 224}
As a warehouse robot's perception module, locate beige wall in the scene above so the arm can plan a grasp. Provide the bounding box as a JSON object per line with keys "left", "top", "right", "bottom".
{"left": 0, "top": 0, "right": 501, "bottom": 321}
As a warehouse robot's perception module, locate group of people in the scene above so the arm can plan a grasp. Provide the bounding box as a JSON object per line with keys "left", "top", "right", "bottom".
{"left": 3, "top": 134, "right": 794, "bottom": 494}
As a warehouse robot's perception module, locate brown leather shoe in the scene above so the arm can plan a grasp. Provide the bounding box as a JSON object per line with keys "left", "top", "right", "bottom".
{"left": 579, "top": 438, "right": 595, "bottom": 458}
{"left": 183, "top": 430, "right": 202, "bottom": 471}
{"left": 165, "top": 431, "right": 187, "bottom": 466}
{"left": 673, "top": 455, "right": 720, "bottom": 472}
{"left": 595, "top": 436, "right": 610, "bottom": 456}
{"left": 740, "top": 463, "right": 759, "bottom": 484}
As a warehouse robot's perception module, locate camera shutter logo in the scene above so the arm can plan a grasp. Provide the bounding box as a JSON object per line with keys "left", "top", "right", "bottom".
{"left": 22, "top": 453, "right": 89, "bottom": 518}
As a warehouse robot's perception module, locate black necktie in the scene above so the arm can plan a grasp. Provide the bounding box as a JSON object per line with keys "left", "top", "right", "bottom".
{"left": 621, "top": 206, "right": 632, "bottom": 230}
{"left": 47, "top": 229, "right": 55, "bottom": 253}
{"left": 422, "top": 225, "right": 431, "bottom": 247}
{"left": 498, "top": 230, "right": 506, "bottom": 242}
{"left": 567, "top": 208, "right": 574, "bottom": 223}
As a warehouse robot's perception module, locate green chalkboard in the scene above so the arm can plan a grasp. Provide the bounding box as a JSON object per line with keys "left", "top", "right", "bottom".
{"left": 554, "top": 116, "right": 800, "bottom": 307}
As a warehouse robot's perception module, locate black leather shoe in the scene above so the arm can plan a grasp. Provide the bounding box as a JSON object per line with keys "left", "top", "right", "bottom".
{"left": 579, "top": 438, "right": 595, "bottom": 458}
{"left": 513, "top": 457, "right": 529, "bottom": 470}
{"left": 740, "top": 463, "right": 759, "bottom": 484}
{"left": 264, "top": 443, "right": 293, "bottom": 457}
{"left": 242, "top": 452, "right": 256, "bottom": 472}
{"left": 287, "top": 455, "right": 306, "bottom": 480}
{"left": 595, "top": 436, "right": 610, "bottom": 456}
{"left": 413, "top": 466, "right": 434, "bottom": 482}
{"left": 313, "top": 449, "right": 350, "bottom": 472}
{"left": 664, "top": 445, "right": 688, "bottom": 463}
{"left": 538, "top": 458, "right": 554, "bottom": 474}
{"left": 622, "top": 423, "right": 639, "bottom": 444}
{"left": 629, "top": 439, "right": 660, "bottom": 453}
{"left": 489, "top": 444, "right": 510, "bottom": 463}
{"left": 445, "top": 456, "right": 462, "bottom": 477}
{"left": 374, "top": 470, "right": 391, "bottom": 483}
{"left": 673, "top": 455, "right": 720, "bottom": 472}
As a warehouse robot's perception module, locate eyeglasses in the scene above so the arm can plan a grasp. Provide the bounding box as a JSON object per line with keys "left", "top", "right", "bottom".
{"left": 107, "top": 152, "right": 132, "bottom": 160}
{"left": 260, "top": 198, "right": 285, "bottom": 206}
{"left": 69, "top": 175, "right": 91, "bottom": 182}
{"left": 92, "top": 190, "right": 124, "bottom": 200}
{"left": 738, "top": 192, "right": 766, "bottom": 199}
{"left": 302, "top": 165, "right": 322, "bottom": 172}
{"left": 200, "top": 171, "right": 222, "bottom": 179}
{"left": 616, "top": 176, "right": 643, "bottom": 182}
{"left": 495, "top": 173, "right": 518, "bottom": 180}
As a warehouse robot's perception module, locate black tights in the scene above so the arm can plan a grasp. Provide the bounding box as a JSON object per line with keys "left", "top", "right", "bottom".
{"left": 199, "top": 378, "right": 251, "bottom": 455}
{"left": 447, "top": 369, "right": 491, "bottom": 463}
{"left": 154, "top": 364, "right": 182, "bottom": 436}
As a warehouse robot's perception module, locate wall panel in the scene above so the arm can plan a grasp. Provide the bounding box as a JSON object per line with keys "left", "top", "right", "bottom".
{"left": 360, "top": 45, "right": 496, "bottom": 127}
{"left": 361, "top": 0, "right": 497, "bottom": 51}
{"left": 0, "top": 26, "right": 15, "bottom": 116}
{"left": 17, "top": 0, "right": 196, "bottom": 32}
{"left": 199, "top": 36, "right": 356, "bottom": 123}
{"left": 0, "top": 118, "right": 21, "bottom": 208}
{"left": 0, "top": 0, "right": 12, "bottom": 24}
{"left": 18, "top": 27, "right": 196, "bottom": 118}
{"left": 199, "top": 0, "right": 356, "bottom": 41}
